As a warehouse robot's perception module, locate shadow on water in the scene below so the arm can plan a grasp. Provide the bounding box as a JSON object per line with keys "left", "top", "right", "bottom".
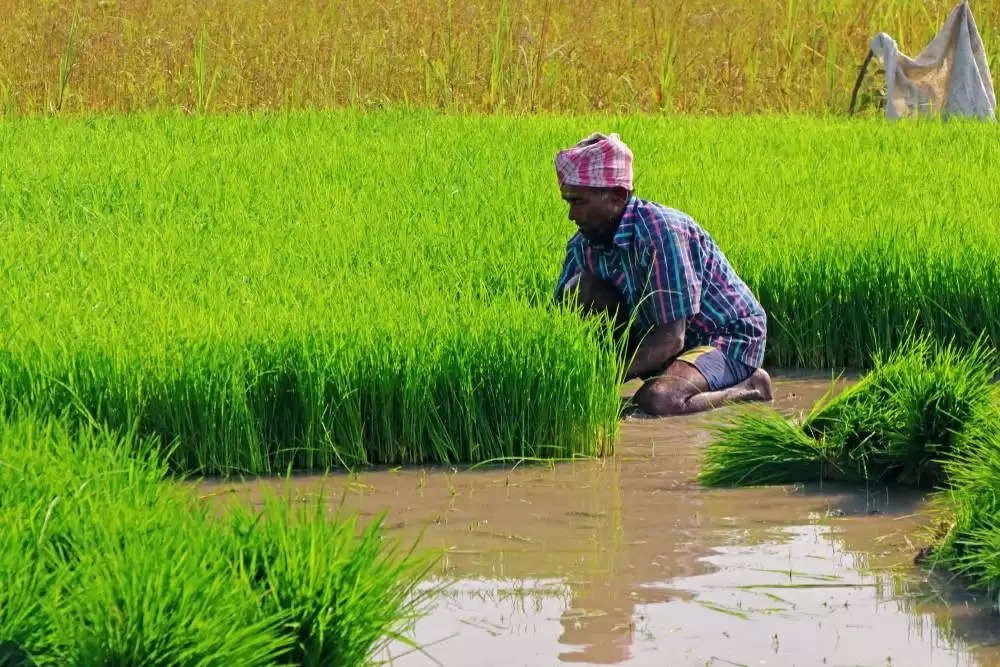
{"left": 196, "top": 373, "right": 1000, "bottom": 666}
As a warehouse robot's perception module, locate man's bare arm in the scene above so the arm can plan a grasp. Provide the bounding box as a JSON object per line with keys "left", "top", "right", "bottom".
{"left": 624, "top": 318, "right": 686, "bottom": 380}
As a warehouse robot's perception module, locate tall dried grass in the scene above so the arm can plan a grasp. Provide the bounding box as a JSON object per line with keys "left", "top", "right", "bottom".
{"left": 2, "top": 0, "right": 996, "bottom": 115}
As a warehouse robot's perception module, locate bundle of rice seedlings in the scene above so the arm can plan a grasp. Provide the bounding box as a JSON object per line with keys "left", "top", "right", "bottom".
{"left": 885, "top": 339, "right": 998, "bottom": 486}
{"left": 800, "top": 336, "right": 998, "bottom": 487}
{"left": 698, "top": 410, "right": 835, "bottom": 487}
{"left": 700, "top": 336, "right": 999, "bottom": 490}
{"left": 0, "top": 416, "right": 289, "bottom": 665}
{"left": 225, "top": 491, "right": 440, "bottom": 667}
{"left": 0, "top": 415, "right": 440, "bottom": 665}
{"left": 926, "top": 408, "right": 1000, "bottom": 599}
{"left": 53, "top": 512, "right": 291, "bottom": 666}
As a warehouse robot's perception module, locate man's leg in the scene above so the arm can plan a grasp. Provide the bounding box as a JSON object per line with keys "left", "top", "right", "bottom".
{"left": 632, "top": 349, "right": 772, "bottom": 416}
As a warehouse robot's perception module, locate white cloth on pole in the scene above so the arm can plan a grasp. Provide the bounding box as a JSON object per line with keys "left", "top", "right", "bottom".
{"left": 870, "top": 1, "right": 995, "bottom": 121}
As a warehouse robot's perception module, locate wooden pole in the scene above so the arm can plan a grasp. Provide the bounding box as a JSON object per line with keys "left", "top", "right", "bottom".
{"left": 849, "top": 48, "right": 875, "bottom": 116}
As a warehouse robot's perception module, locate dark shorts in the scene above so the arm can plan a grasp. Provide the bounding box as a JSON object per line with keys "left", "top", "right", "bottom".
{"left": 675, "top": 345, "right": 755, "bottom": 391}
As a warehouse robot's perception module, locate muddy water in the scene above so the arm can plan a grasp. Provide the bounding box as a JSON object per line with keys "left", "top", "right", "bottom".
{"left": 197, "top": 375, "right": 1000, "bottom": 666}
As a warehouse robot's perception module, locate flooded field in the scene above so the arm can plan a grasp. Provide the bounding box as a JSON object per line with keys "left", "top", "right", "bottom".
{"left": 197, "top": 375, "right": 1000, "bottom": 666}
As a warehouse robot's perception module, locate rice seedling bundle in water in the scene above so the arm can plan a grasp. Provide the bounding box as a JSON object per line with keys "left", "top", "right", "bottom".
{"left": 698, "top": 337, "right": 1000, "bottom": 604}
{"left": 927, "top": 409, "right": 1000, "bottom": 602}
{"left": 700, "top": 337, "right": 999, "bottom": 489}
{"left": 698, "top": 411, "right": 836, "bottom": 487}
{"left": 2, "top": 111, "right": 1000, "bottom": 472}
{"left": 800, "top": 338, "right": 998, "bottom": 486}
{"left": 0, "top": 414, "right": 436, "bottom": 665}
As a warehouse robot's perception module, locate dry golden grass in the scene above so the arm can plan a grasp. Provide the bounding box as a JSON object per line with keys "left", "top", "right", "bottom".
{"left": 1, "top": 0, "right": 997, "bottom": 115}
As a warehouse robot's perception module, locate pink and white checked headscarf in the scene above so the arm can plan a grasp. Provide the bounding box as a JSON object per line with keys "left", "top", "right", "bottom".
{"left": 554, "top": 132, "right": 633, "bottom": 190}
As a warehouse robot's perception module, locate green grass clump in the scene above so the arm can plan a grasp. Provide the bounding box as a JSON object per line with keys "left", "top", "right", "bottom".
{"left": 699, "top": 411, "right": 835, "bottom": 487}
{"left": 0, "top": 514, "right": 64, "bottom": 663}
{"left": 801, "top": 337, "right": 999, "bottom": 486}
{"left": 0, "top": 415, "right": 436, "bottom": 665}
{"left": 57, "top": 519, "right": 290, "bottom": 666}
{"left": 0, "top": 416, "right": 287, "bottom": 664}
{"left": 699, "top": 337, "right": 999, "bottom": 489}
{"left": 228, "top": 497, "right": 436, "bottom": 666}
{"left": 926, "top": 414, "right": 1000, "bottom": 602}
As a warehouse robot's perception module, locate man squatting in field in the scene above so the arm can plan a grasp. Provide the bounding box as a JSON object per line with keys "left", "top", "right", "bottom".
{"left": 553, "top": 132, "right": 773, "bottom": 416}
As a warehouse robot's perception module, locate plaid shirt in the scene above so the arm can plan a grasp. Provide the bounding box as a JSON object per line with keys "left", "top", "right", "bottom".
{"left": 554, "top": 195, "right": 767, "bottom": 368}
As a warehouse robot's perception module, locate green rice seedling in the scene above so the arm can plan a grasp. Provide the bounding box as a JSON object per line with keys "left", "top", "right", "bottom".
{"left": 797, "top": 339, "right": 934, "bottom": 482}
{"left": 0, "top": 414, "right": 440, "bottom": 665}
{"left": 3, "top": 113, "right": 1000, "bottom": 473}
{"left": 50, "top": 514, "right": 292, "bottom": 666}
{"left": 0, "top": 511, "right": 68, "bottom": 665}
{"left": 801, "top": 336, "right": 998, "bottom": 486}
{"left": 226, "top": 491, "right": 440, "bottom": 666}
{"left": 698, "top": 410, "right": 835, "bottom": 487}
{"left": 0, "top": 416, "right": 289, "bottom": 664}
{"left": 0, "top": 415, "right": 175, "bottom": 568}
{"left": 700, "top": 337, "right": 999, "bottom": 489}
{"left": 882, "top": 339, "right": 998, "bottom": 485}
{"left": 926, "top": 409, "right": 1000, "bottom": 599}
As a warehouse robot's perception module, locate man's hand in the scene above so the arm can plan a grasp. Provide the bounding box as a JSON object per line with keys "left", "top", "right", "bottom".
{"left": 559, "top": 274, "right": 582, "bottom": 302}
{"left": 624, "top": 318, "right": 686, "bottom": 380}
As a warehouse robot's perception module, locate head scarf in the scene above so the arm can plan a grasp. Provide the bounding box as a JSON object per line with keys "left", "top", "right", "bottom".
{"left": 554, "top": 132, "right": 633, "bottom": 190}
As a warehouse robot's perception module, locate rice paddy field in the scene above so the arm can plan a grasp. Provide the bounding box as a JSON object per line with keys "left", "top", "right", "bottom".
{"left": 4, "top": 0, "right": 1000, "bottom": 662}
{"left": 5, "top": 111, "right": 1000, "bottom": 661}
{"left": 3, "top": 111, "right": 999, "bottom": 475}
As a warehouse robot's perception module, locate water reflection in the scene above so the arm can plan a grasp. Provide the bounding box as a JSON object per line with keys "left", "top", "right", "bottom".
{"left": 197, "top": 376, "right": 1000, "bottom": 666}
{"left": 384, "top": 523, "right": 994, "bottom": 666}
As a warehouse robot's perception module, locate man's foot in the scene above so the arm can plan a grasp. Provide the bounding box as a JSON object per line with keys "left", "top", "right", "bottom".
{"left": 748, "top": 368, "right": 773, "bottom": 402}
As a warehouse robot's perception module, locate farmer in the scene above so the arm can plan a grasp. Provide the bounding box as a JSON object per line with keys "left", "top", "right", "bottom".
{"left": 553, "top": 132, "right": 772, "bottom": 416}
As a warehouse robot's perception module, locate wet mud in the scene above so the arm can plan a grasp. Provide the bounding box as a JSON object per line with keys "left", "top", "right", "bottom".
{"left": 197, "top": 374, "right": 1000, "bottom": 666}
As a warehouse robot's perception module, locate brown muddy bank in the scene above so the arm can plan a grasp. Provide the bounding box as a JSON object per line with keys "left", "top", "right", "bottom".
{"left": 196, "top": 374, "right": 1000, "bottom": 666}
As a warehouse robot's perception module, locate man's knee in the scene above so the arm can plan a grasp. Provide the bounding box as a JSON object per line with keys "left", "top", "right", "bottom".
{"left": 635, "top": 378, "right": 691, "bottom": 416}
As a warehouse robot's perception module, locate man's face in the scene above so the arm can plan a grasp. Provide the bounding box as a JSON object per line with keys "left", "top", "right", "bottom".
{"left": 560, "top": 184, "right": 628, "bottom": 245}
